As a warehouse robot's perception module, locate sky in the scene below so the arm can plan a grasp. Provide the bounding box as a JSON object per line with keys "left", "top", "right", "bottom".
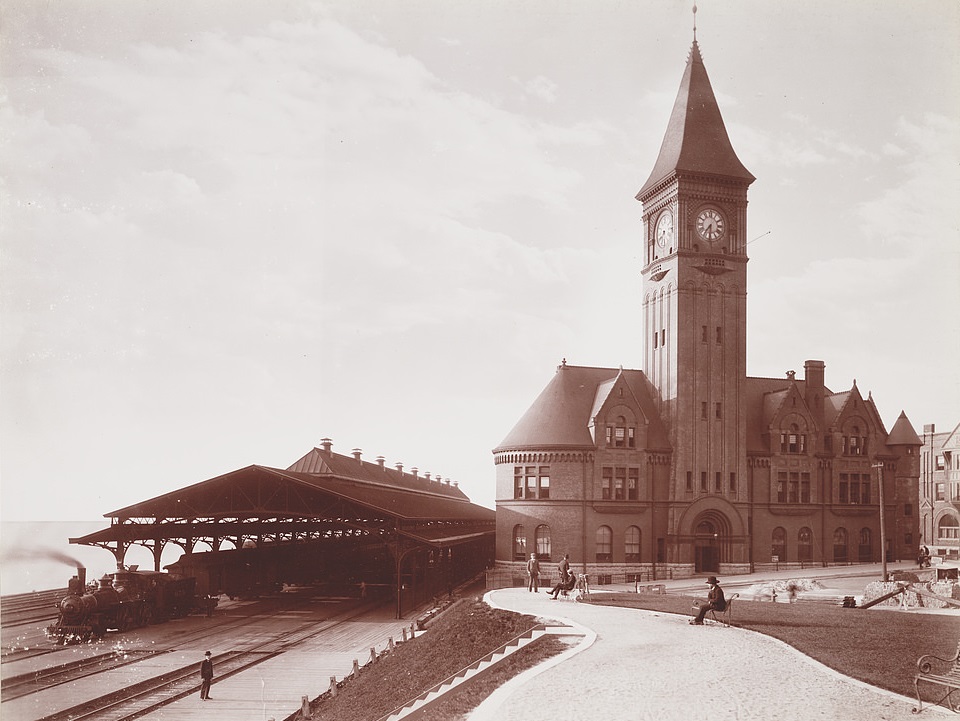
{"left": 1, "top": 0, "right": 958, "bottom": 527}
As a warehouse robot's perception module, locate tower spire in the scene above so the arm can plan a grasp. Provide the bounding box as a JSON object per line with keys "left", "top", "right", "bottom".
{"left": 693, "top": 3, "right": 698, "bottom": 42}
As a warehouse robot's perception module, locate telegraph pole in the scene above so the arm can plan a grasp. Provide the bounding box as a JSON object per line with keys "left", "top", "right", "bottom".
{"left": 872, "top": 461, "right": 887, "bottom": 580}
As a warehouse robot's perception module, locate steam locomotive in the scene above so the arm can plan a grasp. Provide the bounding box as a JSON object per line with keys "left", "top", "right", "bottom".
{"left": 47, "top": 566, "right": 202, "bottom": 644}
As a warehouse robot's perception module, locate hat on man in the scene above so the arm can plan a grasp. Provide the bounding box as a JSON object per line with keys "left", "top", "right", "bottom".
{"left": 706, "top": 576, "right": 719, "bottom": 585}
{"left": 205, "top": 651, "right": 211, "bottom": 657}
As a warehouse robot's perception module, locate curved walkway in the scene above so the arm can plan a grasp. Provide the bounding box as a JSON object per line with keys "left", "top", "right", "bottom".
{"left": 468, "top": 588, "right": 946, "bottom": 721}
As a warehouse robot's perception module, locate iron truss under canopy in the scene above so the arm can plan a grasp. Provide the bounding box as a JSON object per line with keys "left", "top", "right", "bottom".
{"left": 71, "top": 459, "right": 496, "bottom": 567}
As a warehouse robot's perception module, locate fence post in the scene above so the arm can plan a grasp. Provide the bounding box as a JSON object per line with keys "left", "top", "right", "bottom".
{"left": 301, "top": 695, "right": 310, "bottom": 719}
{"left": 410, "top": 623, "right": 416, "bottom": 639}
{"left": 370, "top": 646, "right": 377, "bottom": 663}
{"left": 402, "top": 627, "right": 408, "bottom": 642}
{"left": 352, "top": 659, "right": 360, "bottom": 677}
{"left": 389, "top": 636, "right": 395, "bottom": 650}
{"left": 329, "top": 676, "right": 338, "bottom": 697}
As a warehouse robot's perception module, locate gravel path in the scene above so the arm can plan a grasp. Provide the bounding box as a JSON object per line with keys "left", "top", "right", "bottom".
{"left": 468, "top": 588, "right": 946, "bottom": 721}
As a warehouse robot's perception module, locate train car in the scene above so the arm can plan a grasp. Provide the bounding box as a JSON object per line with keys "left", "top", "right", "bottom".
{"left": 47, "top": 566, "right": 200, "bottom": 644}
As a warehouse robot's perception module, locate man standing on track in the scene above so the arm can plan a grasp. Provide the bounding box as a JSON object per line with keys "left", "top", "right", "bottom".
{"left": 199, "top": 650, "right": 214, "bottom": 700}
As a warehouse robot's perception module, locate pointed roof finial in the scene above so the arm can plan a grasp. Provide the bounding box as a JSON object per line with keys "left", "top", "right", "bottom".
{"left": 693, "top": 3, "right": 698, "bottom": 42}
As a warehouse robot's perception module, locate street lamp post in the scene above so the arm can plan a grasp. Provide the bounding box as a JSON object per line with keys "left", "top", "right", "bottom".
{"left": 872, "top": 461, "right": 887, "bottom": 580}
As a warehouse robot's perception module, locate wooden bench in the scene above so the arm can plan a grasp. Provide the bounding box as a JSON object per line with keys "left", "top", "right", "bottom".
{"left": 913, "top": 639, "right": 960, "bottom": 713}
{"left": 708, "top": 592, "right": 739, "bottom": 626}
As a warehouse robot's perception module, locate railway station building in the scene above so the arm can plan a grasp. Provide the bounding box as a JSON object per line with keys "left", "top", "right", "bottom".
{"left": 71, "top": 439, "right": 495, "bottom": 617}
{"left": 492, "top": 39, "right": 922, "bottom": 584}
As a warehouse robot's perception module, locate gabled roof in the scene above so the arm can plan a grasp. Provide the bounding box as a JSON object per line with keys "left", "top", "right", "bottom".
{"left": 637, "top": 41, "right": 754, "bottom": 198}
{"left": 494, "top": 363, "right": 669, "bottom": 452}
{"left": 886, "top": 411, "right": 922, "bottom": 447}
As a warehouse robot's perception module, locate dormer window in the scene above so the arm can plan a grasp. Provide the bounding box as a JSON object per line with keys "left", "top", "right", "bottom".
{"left": 607, "top": 417, "right": 636, "bottom": 448}
{"left": 779, "top": 424, "right": 806, "bottom": 454}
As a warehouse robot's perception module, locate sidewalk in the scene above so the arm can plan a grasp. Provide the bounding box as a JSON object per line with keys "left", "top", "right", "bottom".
{"left": 466, "top": 565, "right": 951, "bottom": 721}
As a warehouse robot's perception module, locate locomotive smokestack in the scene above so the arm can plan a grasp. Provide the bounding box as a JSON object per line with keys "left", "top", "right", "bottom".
{"left": 78, "top": 566, "right": 86, "bottom": 589}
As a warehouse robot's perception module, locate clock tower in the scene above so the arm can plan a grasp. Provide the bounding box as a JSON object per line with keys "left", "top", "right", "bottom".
{"left": 637, "top": 39, "right": 754, "bottom": 528}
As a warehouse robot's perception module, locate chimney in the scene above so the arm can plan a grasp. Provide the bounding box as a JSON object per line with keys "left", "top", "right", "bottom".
{"left": 376, "top": 455, "right": 385, "bottom": 469}
{"left": 452, "top": 480, "right": 459, "bottom": 488}
{"left": 320, "top": 438, "right": 333, "bottom": 454}
{"left": 786, "top": 370, "right": 796, "bottom": 380}
{"left": 424, "top": 472, "right": 431, "bottom": 481}
{"left": 352, "top": 448, "right": 362, "bottom": 462}
{"left": 395, "top": 462, "right": 404, "bottom": 473}
{"left": 411, "top": 467, "right": 419, "bottom": 478}
{"left": 804, "top": 360, "right": 825, "bottom": 418}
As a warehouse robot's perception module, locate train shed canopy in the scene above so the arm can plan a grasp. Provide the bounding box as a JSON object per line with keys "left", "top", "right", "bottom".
{"left": 71, "top": 440, "right": 495, "bottom": 559}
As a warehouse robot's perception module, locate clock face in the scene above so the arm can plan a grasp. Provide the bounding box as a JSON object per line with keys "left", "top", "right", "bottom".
{"left": 696, "top": 208, "right": 725, "bottom": 241}
{"left": 655, "top": 211, "right": 674, "bottom": 248}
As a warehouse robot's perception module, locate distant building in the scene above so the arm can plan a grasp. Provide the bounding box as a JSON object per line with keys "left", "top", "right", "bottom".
{"left": 492, "top": 38, "right": 922, "bottom": 582}
{"left": 919, "top": 423, "right": 960, "bottom": 560}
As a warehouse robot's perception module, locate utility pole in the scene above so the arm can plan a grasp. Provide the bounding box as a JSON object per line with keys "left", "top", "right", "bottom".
{"left": 873, "top": 461, "right": 887, "bottom": 580}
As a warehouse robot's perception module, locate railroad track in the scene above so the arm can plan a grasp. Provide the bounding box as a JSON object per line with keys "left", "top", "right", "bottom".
{"left": 2, "top": 649, "right": 161, "bottom": 700}
{"left": 34, "top": 603, "right": 377, "bottom": 721}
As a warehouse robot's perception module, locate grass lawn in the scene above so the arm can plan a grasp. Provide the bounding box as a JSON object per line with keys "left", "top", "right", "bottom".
{"left": 585, "top": 592, "right": 958, "bottom": 699}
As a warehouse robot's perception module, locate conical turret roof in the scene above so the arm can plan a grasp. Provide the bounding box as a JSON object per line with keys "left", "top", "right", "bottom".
{"left": 886, "top": 410, "right": 923, "bottom": 446}
{"left": 637, "top": 41, "right": 754, "bottom": 198}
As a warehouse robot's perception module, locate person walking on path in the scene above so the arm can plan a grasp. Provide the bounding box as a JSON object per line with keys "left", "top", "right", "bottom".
{"left": 526, "top": 553, "right": 540, "bottom": 592}
{"left": 199, "top": 651, "right": 214, "bottom": 700}
{"left": 690, "top": 576, "right": 726, "bottom": 625}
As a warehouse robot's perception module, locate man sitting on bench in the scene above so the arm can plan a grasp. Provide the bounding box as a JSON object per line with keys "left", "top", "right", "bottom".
{"left": 549, "top": 568, "right": 577, "bottom": 599}
{"left": 690, "top": 576, "right": 726, "bottom": 625}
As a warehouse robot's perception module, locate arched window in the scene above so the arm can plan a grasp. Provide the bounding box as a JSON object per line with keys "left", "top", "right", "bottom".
{"left": 858, "top": 527, "right": 872, "bottom": 562}
{"left": 595, "top": 526, "right": 612, "bottom": 562}
{"left": 798, "top": 527, "right": 813, "bottom": 563}
{"left": 625, "top": 526, "right": 641, "bottom": 563}
{"left": 605, "top": 415, "right": 636, "bottom": 449}
{"left": 512, "top": 524, "right": 526, "bottom": 561}
{"left": 780, "top": 423, "right": 807, "bottom": 454}
{"left": 833, "top": 527, "right": 848, "bottom": 563}
{"left": 535, "top": 525, "right": 552, "bottom": 561}
{"left": 772, "top": 527, "right": 786, "bottom": 562}
{"left": 938, "top": 515, "right": 960, "bottom": 542}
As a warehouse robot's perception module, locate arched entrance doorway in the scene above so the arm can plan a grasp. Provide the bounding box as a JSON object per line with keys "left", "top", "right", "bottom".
{"left": 691, "top": 510, "right": 733, "bottom": 574}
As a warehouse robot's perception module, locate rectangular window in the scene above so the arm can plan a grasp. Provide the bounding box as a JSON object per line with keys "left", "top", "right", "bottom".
{"left": 701, "top": 325, "right": 708, "bottom": 343}
{"left": 715, "top": 472, "right": 722, "bottom": 492}
{"left": 715, "top": 402, "right": 721, "bottom": 419}
{"left": 525, "top": 467, "right": 537, "bottom": 499}
{"left": 716, "top": 326, "right": 722, "bottom": 344}
{"left": 628, "top": 427, "right": 635, "bottom": 448}
{"left": 905, "top": 532, "right": 913, "bottom": 547}
{"left": 904, "top": 503, "right": 913, "bottom": 517}
{"left": 614, "top": 467, "right": 626, "bottom": 500}
{"left": 614, "top": 427, "right": 626, "bottom": 447}
{"left": 653, "top": 331, "right": 659, "bottom": 349}
{"left": 602, "top": 467, "right": 613, "bottom": 500}
{"left": 539, "top": 471, "right": 550, "bottom": 499}
{"left": 661, "top": 329, "right": 665, "bottom": 346}
{"left": 839, "top": 473, "right": 849, "bottom": 503}
{"left": 514, "top": 469, "right": 524, "bottom": 499}
{"left": 686, "top": 471, "right": 693, "bottom": 491}
{"left": 628, "top": 468, "right": 639, "bottom": 500}
{"left": 789, "top": 472, "right": 799, "bottom": 503}
{"left": 701, "top": 402, "right": 707, "bottom": 420}
{"left": 936, "top": 483, "right": 945, "bottom": 501}
{"left": 800, "top": 473, "right": 810, "bottom": 503}
{"left": 605, "top": 426, "right": 613, "bottom": 445}
{"left": 850, "top": 478, "right": 861, "bottom": 504}
{"left": 860, "top": 474, "right": 870, "bottom": 504}
{"left": 777, "top": 471, "right": 787, "bottom": 503}
{"left": 729, "top": 472, "right": 736, "bottom": 492}
{"left": 700, "top": 471, "right": 707, "bottom": 492}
